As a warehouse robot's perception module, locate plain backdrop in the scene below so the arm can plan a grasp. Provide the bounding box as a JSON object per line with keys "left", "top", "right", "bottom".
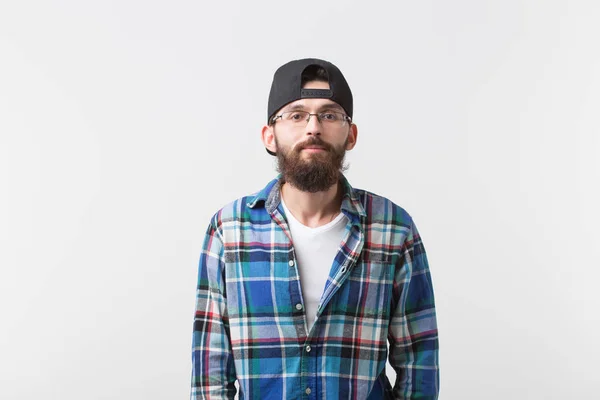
{"left": 1, "top": 1, "right": 599, "bottom": 399}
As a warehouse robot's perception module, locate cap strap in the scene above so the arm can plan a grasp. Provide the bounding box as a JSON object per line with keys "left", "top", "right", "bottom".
{"left": 301, "top": 88, "right": 333, "bottom": 98}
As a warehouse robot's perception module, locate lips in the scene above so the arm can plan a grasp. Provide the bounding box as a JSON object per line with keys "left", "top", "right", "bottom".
{"left": 302, "top": 146, "right": 327, "bottom": 151}
{"left": 296, "top": 140, "right": 329, "bottom": 153}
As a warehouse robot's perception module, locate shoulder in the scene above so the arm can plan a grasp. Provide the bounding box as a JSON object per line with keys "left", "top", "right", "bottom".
{"left": 206, "top": 177, "right": 278, "bottom": 231}
{"left": 351, "top": 186, "right": 414, "bottom": 229}
{"left": 206, "top": 192, "right": 259, "bottom": 229}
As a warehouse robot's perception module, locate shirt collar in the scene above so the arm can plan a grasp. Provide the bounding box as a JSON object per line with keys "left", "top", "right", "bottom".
{"left": 246, "top": 174, "right": 367, "bottom": 219}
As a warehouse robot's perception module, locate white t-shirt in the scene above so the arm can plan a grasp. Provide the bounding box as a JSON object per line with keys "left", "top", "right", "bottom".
{"left": 281, "top": 197, "right": 348, "bottom": 331}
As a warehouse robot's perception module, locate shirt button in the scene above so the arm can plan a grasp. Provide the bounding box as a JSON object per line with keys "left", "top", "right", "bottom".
{"left": 341, "top": 267, "right": 346, "bottom": 273}
{"left": 305, "top": 387, "right": 311, "bottom": 395}
{"left": 306, "top": 345, "right": 311, "bottom": 352}
{"left": 288, "top": 260, "right": 295, "bottom": 267}
{"left": 295, "top": 303, "right": 303, "bottom": 310}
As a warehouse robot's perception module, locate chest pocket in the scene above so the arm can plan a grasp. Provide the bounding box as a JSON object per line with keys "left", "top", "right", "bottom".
{"left": 330, "top": 251, "right": 394, "bottom": 320}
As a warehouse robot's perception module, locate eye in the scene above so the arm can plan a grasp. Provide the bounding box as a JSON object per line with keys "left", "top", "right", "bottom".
{"left": 320, "top": 113, "right": 338, "bottom": 121}
{"left": 284, "top": 111, "right": 307, "bottom": 121}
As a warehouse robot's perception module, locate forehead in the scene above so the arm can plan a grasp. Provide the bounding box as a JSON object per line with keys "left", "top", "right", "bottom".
{"left": 281, "top": 98, "right": 345, "bottom": 112}
{"left": 277, "top": 80, "right": 345, "bottom": 114}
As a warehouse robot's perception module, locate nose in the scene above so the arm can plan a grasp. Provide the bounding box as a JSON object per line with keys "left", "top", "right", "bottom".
{"left": 304, "top": 113, "right": 321, "bottom": 136}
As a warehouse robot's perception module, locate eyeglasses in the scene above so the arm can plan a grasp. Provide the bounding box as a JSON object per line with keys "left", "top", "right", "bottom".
{"left": 271, "top": 111, "right": 352, "bottom": 129}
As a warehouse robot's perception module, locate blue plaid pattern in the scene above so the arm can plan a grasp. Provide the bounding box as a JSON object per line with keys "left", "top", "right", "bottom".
{"left": 191, "top": 174, "right": 440, "bottom": 399}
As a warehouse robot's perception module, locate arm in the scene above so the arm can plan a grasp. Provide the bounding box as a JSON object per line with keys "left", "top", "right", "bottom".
{"left": 388, "top": 218, "right": 440, "bottom": 399}
{"left": 191, "top": 216, "right": 237, "bottom": 399}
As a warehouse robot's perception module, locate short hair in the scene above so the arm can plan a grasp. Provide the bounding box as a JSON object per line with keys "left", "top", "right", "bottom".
{"left": 301, "top": 65, "right": 329, "bottom": 86}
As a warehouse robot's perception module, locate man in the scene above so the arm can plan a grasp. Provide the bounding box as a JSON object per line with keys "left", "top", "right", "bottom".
{"left": 191, "top": 58, "right": 440, "bottom": 399}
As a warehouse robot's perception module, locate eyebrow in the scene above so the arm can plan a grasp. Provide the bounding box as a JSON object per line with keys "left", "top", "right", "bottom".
{"left": 282, "top": 102, "right": 345, "bottom": 113}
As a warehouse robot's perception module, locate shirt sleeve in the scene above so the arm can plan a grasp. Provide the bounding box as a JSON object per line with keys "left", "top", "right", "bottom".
{"left": 388, "top": 218, "right": 440, "bottom": 399}
{"left": 191, "top": 217, "right": 237, "bottom": 399}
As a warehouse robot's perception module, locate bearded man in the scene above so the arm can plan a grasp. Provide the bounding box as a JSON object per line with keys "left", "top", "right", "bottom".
{"left": 191, "top": 58, "right": 440, "bottom": 400}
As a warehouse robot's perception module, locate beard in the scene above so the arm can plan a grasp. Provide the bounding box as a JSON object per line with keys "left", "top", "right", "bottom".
{"left": 275, "top": 135, "right": 349, "bottom": 193}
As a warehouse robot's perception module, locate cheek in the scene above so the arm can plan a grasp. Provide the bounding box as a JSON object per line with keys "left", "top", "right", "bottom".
{"left": 332, "top": 134, "right": 350, "bottom": 149}
{"left": 275, "top": 133, "right": 302, "bottom": 151}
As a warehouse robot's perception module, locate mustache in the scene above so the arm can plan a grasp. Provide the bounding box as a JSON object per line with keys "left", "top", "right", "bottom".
{"left": 295, "top": 137, "right": 332, "bottom": 152}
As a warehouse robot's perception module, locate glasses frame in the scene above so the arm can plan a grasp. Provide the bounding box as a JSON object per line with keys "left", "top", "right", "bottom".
{"left": 270, "top": 111, "right": 352, "bottom": 127}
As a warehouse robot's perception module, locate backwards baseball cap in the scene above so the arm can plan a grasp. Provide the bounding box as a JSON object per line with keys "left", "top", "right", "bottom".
{"left": 265, "top": 58, "right": 353, "bottom": 156}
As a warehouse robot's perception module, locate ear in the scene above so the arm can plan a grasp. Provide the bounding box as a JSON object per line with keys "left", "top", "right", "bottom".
{"left": 261, "top": 124, "right": 277, "bottom": 154}
{"left": 345, "top": 123, "right": 358, "bottom": 151}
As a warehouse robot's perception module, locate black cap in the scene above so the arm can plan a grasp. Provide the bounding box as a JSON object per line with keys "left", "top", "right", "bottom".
{"left": 265, "top": 58, "right": 353, "bottom": 156}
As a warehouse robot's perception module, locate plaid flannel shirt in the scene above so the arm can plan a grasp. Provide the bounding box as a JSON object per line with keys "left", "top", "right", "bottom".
{"left": 191, "top": 174, "right": 440, "bottom": 399}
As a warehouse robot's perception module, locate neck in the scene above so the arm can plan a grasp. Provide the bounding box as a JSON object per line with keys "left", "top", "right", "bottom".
{"left": 280, "top": 179, "right": 343, "bottom": 228}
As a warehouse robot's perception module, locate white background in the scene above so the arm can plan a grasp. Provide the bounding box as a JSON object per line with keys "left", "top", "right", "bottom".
{"left": 1, "top": 1, "right": 599, "bottom": 399}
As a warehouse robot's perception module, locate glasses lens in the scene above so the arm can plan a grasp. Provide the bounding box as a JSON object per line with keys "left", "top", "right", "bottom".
{"left": 282, "top": 111, "right": 309, "bottom": 124}
{"left": 279, "top": 111, "right": 349, "bottom": 128}
{"left": 319, "top": 112, "right": 343, "bottom": 123}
